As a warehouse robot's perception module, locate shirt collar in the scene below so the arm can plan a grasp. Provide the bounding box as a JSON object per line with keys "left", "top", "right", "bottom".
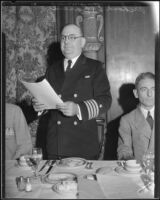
{"left": 140, "top": 106, "right": 155, "bottom": 119}
{"left": 64, "top": 55, "right": 80, "bottom": 71}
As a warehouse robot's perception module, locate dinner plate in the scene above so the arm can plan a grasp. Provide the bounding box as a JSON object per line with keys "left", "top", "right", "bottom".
{"left": 96, "top": 167, "right": 113, "bottom": 175}
{"left": 15, "top": 160, "right": 32, "bottom": 170}
{"left": 44, "top": 172, "right": 76, "bottom": 184}
{"left": 115, "top": 166, "right": 142, "bottom": 176}
{"left": 57, "top": 157, "right": 87, "bottom": 168}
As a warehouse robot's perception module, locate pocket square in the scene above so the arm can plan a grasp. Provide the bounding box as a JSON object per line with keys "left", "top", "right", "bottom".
{"left": 84, "top": 75, "right": 90, "bottom": 78}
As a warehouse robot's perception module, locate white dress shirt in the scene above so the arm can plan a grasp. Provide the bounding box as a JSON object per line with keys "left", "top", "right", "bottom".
{"left": 140, "top": 106, "right": 155, "bottom": 120}
{"left": 64, "top": 55, "right": 82, "bottom": 120}
{"left": 64, "top": 55, "right": 80, "bottom": 71}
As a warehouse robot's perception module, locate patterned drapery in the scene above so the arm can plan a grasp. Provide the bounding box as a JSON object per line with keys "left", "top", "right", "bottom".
{"left": 2, "top": 5, "right": 57, "bottom": 145}
{"left": 2, "top": 5, "right": 57, "bottom": 102}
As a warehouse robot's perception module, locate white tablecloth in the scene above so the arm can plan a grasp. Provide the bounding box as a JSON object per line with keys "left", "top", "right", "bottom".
{"left": 5, "top": 160, "right": 154, "bottom": 199}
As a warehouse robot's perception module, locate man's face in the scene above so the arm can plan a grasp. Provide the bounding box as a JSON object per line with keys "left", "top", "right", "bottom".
{"left": 60, "top": 25, "right": 85, "bottom": 59}
{"left": 133, "top": 78, "right": 155, "bottom": 109}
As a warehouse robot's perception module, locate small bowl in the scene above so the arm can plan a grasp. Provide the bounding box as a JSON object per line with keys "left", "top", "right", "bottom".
{"left": 19, "top": 155, "right": 30, "bottom": 167}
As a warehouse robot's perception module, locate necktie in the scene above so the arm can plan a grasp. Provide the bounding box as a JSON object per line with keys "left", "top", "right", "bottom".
{"left": 66, "top": 60, "right": 72, "bottom": 72}
{"left": 146, "top": 111, "right": 153, "bottom": 129}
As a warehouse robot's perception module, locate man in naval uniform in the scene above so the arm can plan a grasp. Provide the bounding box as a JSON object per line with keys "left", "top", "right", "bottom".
{"left": 33, "top": 24, "right": 112, "bottom": 160}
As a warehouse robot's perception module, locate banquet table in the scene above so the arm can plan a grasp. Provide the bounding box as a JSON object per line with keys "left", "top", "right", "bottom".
{"left": 5, "top": 159, "right": 154, "bottom": 199}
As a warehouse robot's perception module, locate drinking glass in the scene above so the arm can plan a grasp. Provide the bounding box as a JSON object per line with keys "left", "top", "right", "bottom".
{"left": 30, "top": 148, "right": 42, "bottom": 178}
{"left": 142, "top": 152, "right": 154, "bottom": 175}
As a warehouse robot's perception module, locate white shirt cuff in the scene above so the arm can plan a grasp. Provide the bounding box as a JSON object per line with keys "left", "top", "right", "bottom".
{"left": 77, "top": 105, "right": 82, "bottom": 120}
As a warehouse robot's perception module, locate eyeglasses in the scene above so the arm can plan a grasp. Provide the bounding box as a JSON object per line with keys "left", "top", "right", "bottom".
{"left": 60, "top": 34, "right": 82, "bottom": 42}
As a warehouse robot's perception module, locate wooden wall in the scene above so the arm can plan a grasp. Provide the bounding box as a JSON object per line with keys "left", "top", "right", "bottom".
{"left": 104, "top": 6, "right": 155, "bottom": 159}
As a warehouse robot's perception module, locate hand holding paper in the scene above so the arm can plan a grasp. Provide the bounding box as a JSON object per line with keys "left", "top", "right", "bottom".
{"left": 32, "top": 97, "right": 48, "bottom": 112}
{"left": 56, "top": 101, "right": 79, "bottom": 116}
{"left": 20, "top": 78, "right": 63, "bottom": 109}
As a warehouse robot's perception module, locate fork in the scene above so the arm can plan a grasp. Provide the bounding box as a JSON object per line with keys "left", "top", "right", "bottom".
{"left": 138, "top": 182, "right": 152, "bottom": 193}
{"left": 85, "top": 161, "right": 93, "bottom": 169}
{"left": 45, "top": 160, "right": 56, "bottom": 174}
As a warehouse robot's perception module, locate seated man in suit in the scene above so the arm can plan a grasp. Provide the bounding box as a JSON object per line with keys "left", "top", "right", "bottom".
{"left": 117, "top": 72, "right": 155, "bottom": 161}
{"left": 5, "top": 103, "right": 32, "bottom": 159}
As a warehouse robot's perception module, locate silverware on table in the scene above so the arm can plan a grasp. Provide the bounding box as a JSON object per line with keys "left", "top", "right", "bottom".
{"left": 138, "top": 182, "right": 152, "bottom": 193}
{"left": 85, "top": 161, "right": 93, "bottom": 169}
{"left": 45, "top": 160, "right": 56, "bottom": 174}
{"left": 39, "top": 160, "right": 50, "bottom": 172}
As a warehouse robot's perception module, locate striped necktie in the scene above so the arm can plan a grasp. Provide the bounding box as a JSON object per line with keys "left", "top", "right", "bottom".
{"left": 146, "top": 111, "right": 153, "bottom": 129}
{"left": 66, "top": 60, "right": 72, "bottom": 72}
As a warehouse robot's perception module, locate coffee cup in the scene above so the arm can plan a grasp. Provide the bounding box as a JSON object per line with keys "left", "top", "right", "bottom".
{"left": 124, "top": 160, "right": 141, "bottom": 172}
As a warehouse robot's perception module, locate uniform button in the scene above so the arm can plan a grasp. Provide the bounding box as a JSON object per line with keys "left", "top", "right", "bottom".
{"left": 74, "top": 121, "right": 78, "bottom": 125}
{"left": 74, "top": 93, "right": 78, "bottom": 98}
{"left": 58, "top": 94, "right": 62, "bottom": 98}
{"left": 99, "top": 104, "right": 102, "bottom": 108}
{"left": 57, "top": 121, "right": 61, "bottom": 125}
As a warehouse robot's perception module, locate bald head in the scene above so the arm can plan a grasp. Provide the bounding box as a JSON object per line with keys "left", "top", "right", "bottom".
{"left": 61, "top": 24, "right": 83, "bottom": 36}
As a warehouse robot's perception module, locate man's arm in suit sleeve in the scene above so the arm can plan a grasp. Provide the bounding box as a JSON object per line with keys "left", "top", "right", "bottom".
{"left": 117, "top": 116, "right": 134, "bottom": 160}
{"left": 13, "top": 106, "right": 32, "bottom": 159}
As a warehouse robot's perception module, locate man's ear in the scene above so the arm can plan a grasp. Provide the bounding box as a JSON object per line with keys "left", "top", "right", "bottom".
{"left": 133, "top": 89, "right": 138, "bottom": 98}
{"left": 81, "top": 37, "right": 86, "bottom": 48}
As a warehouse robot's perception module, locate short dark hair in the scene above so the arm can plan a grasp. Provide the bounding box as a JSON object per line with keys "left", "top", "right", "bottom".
{"left": 135, "top": 72, "right": 155, "bottom": 89}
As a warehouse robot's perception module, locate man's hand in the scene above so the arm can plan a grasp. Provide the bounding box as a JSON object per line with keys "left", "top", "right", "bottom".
{"left": 56, "top": 101, "right": 79, "bottom": 116}
{"left": 32, "top": 97, "right": 47, "bottom": 112}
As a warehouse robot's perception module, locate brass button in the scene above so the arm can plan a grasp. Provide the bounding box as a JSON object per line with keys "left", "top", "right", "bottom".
{"left": 99, "top": 104, "right": 102, "bottom": 108}
{"left": 74, "top": 93, "right": 78, "bottom": 98}
{"left": 57, "top": 121, "right": 61, "bottom": 125}
{"left": 74, "top": 121, "right": 78, "bottom": 125}
{"left": 58, "top": 94, "right": 62, "bottom": 98}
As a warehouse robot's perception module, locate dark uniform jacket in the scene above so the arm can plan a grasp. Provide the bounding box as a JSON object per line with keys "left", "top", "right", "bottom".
{"left": 45, "top": 54, "right": 112, "bottom": 159}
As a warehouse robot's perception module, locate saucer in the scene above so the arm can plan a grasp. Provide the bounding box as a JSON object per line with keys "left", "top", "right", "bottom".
{"left": 124, "top": 165, "right": 142, "bottom": 172}
{"left": 115, "top": 166, "right": 141, "bottom": 176}
{"left": 15, "top": 160, "right": 31, "bottom": 170}
{"left": 96, "top": 167, "right": 113, "bottom": 175}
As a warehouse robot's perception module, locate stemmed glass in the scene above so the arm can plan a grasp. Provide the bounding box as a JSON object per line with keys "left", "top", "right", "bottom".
{"left": 139, "top": 152, "right": 155, "bottom": 193}
{"left": 142, "top": 152, "right": 154, "bottom": 175}
{"left": 30, "top": 148, "right": 43, "bottom": 178}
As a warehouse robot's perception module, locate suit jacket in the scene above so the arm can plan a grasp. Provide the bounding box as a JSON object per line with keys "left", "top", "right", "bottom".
{"left": 5, "top": 103, "right": 32, "bottom": 159}
{"left": 117, "top": 105, "right": 154, "bottom": 161}
{"left": 44, "top": 54, "right": 112, "bottom": 159}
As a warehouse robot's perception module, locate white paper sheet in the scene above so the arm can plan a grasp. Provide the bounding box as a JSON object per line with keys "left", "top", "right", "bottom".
{"left": 20, "top": 78, "right": 63, "bottom": 109}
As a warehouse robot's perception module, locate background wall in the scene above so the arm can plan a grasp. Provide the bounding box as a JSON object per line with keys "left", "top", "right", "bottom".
{"left": 2, "top": 5, "right": 57, "bottom": 102}
{"left": 104, "top": 5, "right": 155, "bottom": 159}
{"left": 2, "top": 5, "right": 58, "bottom": 145}
{"left": 2, "top": 3, "right": 155, "bottom": 158}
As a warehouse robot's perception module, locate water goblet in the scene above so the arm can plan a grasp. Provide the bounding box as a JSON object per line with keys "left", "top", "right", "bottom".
{"left": 142, "top": 152, "right": 154, "bottom": 176}
{"left": 30, "top": 148, "right": 42, "bottom": 178}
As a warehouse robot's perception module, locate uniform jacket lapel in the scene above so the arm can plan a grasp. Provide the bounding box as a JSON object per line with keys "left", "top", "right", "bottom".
{"left": 48, "top": 59, "right": 65, "bottom": 93}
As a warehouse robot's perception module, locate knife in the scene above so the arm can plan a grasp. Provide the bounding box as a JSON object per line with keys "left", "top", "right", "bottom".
{"left": 39, "top": 160, "right": 50, "bottom": 172}
{"left": 45, "top": 160, "right": 56, "bottom": 174}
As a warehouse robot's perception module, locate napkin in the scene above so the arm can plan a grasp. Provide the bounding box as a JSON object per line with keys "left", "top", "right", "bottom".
{"left": 78, "top": 177, "right": 106, "bottom": 199}
{"left": 96, "top": 174, "right": 153, "bottom": 199}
